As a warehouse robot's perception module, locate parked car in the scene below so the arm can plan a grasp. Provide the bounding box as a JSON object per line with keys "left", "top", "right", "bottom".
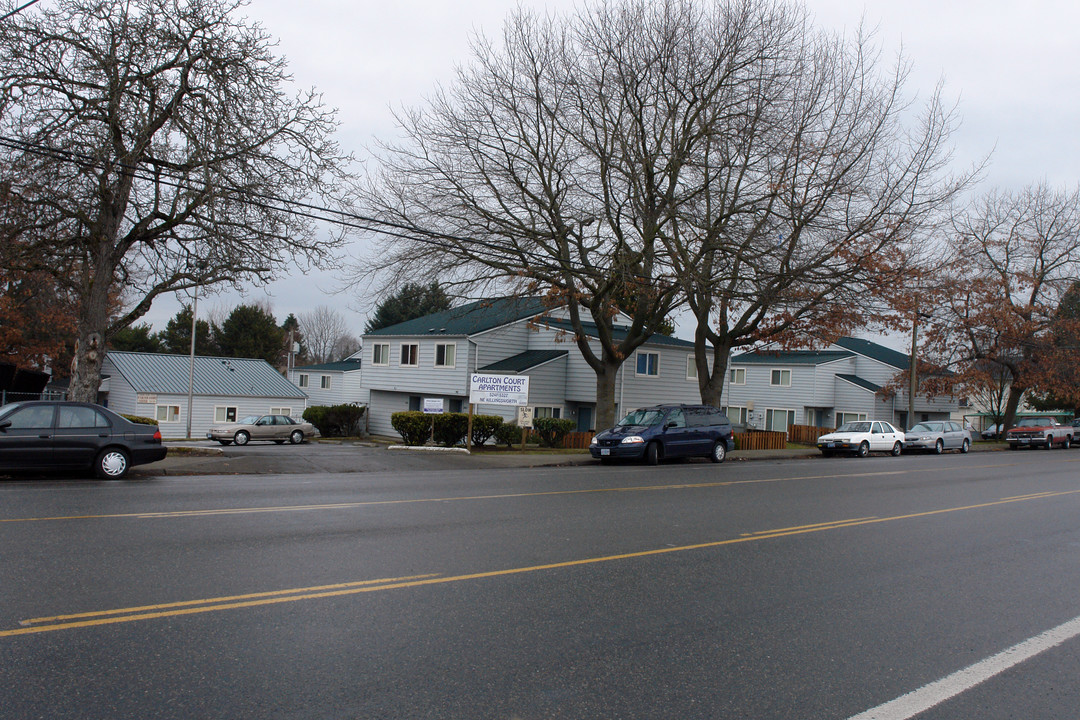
{"left": 0, "top": 400, "right": 167, "bottom": 479}
{"left": 1004, "top": 416, "right": 1073, "bottom": 450}
{"left": 590, "top": 404, "right": 735, "bottom": 465}
{"left": 904, "top": 421, "right": 971, "bottom": 454}
{"left": 816, "top": 420, "right": 905, "bottom": 457}
{"left": 981, "top": 423, "right": 1004, "bottom": 440}
{"left": 206, "top": 414, "right": 315, "bottom": 445}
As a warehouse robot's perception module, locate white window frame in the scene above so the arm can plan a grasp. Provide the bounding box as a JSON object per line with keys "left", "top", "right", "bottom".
{"left": 270, "top": 407, "right": 292, "bottom": 417}
{"left": 636, "top": 351, "right": 659, "bottom": 376}
{"left": 723, "top": 405, "right": 748, "bottom": 425}
{"left": 686, "top": 356, "right": 698, "bottom": 380}
{"left": 156, "top": 404, "right": 180, "bottom": 423}
{"left": 372, "top": 343, "right": 390, "bottom": 366}
{"left": 770, "top": 369, "right": 791, "bottom": 387}
{"left": 765, "top": 408, "right": 795, "bottom": 432}
{"left": 837, "top": 411, "right": 868, "bottom": 426}
{"left": 214, "top": 406, "right": 238, "bottom": 423}
{"left": 320, "top": 375, "right": 331, "bottom": 390}
{"left": 533, "top": 406, "right": 562, "bottom": 419}
{"left": 399, "top": 343, "right": 419, "bottom": 367}
{"left": 435, "top": 342, "right": 457, "bottom": 368}
{"left": 730, "top": 368, "right": 746, "bottom": 385}
{"left": 298, "top": 373, "right": 309, "bottom": 388}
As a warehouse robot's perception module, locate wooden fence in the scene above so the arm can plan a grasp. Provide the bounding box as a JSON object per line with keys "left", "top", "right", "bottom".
{"left": 787, "top": 423, "right": 833, "bottom": 445}
{"left": 733, "top": 430, "right": 788, "bottom": 451}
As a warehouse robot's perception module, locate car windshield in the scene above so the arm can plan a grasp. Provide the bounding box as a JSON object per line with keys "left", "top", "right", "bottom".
{"left": 835, "top": 421, "right": 871, "bottom": 433}
{"left": 617, "top": 409, "right": 665, "bottom": 427}
{"left": 238, "top": 415, "right": 261, "bottom": 425}
{"left": 910, "top": 422, "right": 943, "bottom": 432}
{"left": 1016, "top": 417, "right": 1050, "bottom": 427}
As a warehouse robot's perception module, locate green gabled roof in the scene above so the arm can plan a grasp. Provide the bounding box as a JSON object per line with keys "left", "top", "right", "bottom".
{"left": 478, "top": 350, "right": 568, "bottom": 373}
{"left": 365, "top": 297, "right": 550, "bottom": 337}
{"left": 836, "top": 374, "right": 882, "bottom": 392}
{"left": 833, "top": 337, "right": 909, "bottom": 370}
{"left": 294, "top": 360, "right": 363, "bottom": 372}
{"left": 730, "top": 350, "right": 854, "bottom": 366}
{"left": 538, "top": 318, "right": 695, "bottom": 348}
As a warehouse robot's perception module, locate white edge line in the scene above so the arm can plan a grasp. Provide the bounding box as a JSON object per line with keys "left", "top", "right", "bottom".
{"left": 848, "top": 614, "right": 1080, "bottom": 720}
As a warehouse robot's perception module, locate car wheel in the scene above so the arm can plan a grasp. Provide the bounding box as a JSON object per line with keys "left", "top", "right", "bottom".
{"left": 710, "top": 441, "right": 727, "bottom": 463}
{"left": 1064, "top": 435, "right": 1072, "bottom": 450}
{"left": 645, "top": 441, "right": 660, "bottom": 466}
{"left": 234, "top": 430, "right": 250, "bottom": 446}
{"left": 933, "top": 439, "right": 944, "bottom": 455}
{"left": 1045, "top": 435, "right": 1054, "bottom": 449}
{"left": 857, "top": 441, "right": 869, "bottom": 458}
{"left": 218, "top": 440, "right": 232, "bottom": 446}
{"left": 95, "top": 447, "right": 129, "bottom": 479}
{"left": 961, "top": 438, "right": 970, "bottom": 454}
{"left": 289, "top": 430, "right": 304, "bottom": 445}
{"left": 891, "top": 441, "right": 902, "bottom": 457}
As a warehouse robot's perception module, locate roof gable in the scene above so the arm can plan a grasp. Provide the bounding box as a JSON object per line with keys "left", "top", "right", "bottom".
{"left": 836, "top": 374, "right": 882, "bottom": 392}
{"left": 478, "top": 350, "right": 568, "bottom": 373}
{"left": 832, "top": 337, "right": 909, "bottom": 370}
{"left": 106, "top": 351, "right": 306, "bottom": 399}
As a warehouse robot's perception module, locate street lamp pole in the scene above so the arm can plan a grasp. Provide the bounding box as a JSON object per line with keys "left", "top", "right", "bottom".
{"left": 185, "top": 283, "right": 200, "bottom": 440}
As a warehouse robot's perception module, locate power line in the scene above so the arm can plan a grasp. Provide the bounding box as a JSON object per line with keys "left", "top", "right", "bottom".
{"left": 0, "top": 0, "right": 41, "bottom": 22}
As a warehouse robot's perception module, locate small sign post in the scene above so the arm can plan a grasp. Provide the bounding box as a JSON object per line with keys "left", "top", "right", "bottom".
{"left": 516, "top": 406, "right": 535, "bottom": 452}
{"left": 422, "top": 398, "right": 443, "bottom": 444}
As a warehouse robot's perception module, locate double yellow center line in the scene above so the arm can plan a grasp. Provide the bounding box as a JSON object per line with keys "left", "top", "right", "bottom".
{"left": 5, "top": 486, "right": 1079, "bottom": 639}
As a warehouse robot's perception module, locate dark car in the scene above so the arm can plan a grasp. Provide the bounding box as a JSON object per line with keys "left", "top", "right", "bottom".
{"left": 0, "top": 401, "right": 167, "bottom": 479}
{"left": 590, "top": 404, "right": 735, "bottom": 465}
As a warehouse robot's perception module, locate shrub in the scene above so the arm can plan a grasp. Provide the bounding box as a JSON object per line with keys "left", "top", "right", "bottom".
{"left": 391, "top": 411, "right": 432, "bottom": 446}
{"left": 494, "top": 422, "right": 524, "bottom": 447}
{"left": 303, "top": 403, "right": 366, "bottom": 437}
{"left": 533, "top": 417, "right": 575, "bottom": 448}
{"left": 470, "top": 415, "right": 503, "bottom": 446}
{"left": 433, "top": 412, "right": 470, "bottom": 447}
{"left": 121, "top": 414, "right": 158, "bottom": 426}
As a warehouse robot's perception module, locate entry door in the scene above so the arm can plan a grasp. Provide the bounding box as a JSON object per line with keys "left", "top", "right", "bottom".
{"left": 577, "top": 406, "right": 593, "bottom": 433}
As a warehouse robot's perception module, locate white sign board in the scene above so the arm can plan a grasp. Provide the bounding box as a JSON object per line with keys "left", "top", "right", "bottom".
{"left": 470, "top": 373, "right": 530, "bottom": 406}
{"left": 137, "top": 393, "right": 157, "bottom": 405}
{"left": 516, "top": 406, "right": 535, "bottom": 429}
{"left": 422, "top": 398, "right": 444, "bottom": 414}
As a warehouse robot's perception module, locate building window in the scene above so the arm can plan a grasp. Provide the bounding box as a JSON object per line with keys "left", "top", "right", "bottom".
{"left": 321, "top": 375, "right": 331, "bottom": 389}
{"left": 686, "top": 357, "right": 698, "bottom": 380}
{"left": 435, "top": 343, "right": 457, "bottom": 368}
{"left": 298, "top": 373, "right": 309, "bottom": 388}
{"left": 214, "top": 406, "right": 238, "bottom": 423}
{"left": 636, "top": 351, "right": 659, "bottom": 376}
{"left": 765, "top": 408, "right": 795, "bottom": 432}
{"left": 838, "top": 412, "right": 868, "bottom": 426}
{"left": 723, "top": 406, "right": 748, "bottom": 425}
{"left": 534, "top": 406, "right": 562, "bottom": 419}
{"left": 408, "top": 396, "right": 422, "bottom": 411}
{"left": 156, "top": 405, "right": 180, "bottom": 422}
{"left": 400, "top": 343, "right": 419, "bottom": 367}
{"left": 770, "top": 369, "right": 791, "bottom": 387}
{"left": 730, "top": 368, "right": 746, "bottom": 385}
{"left": 372, "top": 343, "right": 390, "bottom": 366}
{"left": 270, "top": 407, "right": 292, "bottom": 417}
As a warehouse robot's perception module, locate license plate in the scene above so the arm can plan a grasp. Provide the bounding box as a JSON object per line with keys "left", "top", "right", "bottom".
{"left": 601, "top": 448, "right": 610, "bottom": 456}
{"left": 1019, "top": 439, "right": 1030, "bottom": 444}
{"left": 825, "top": 442, "right": 835, "bottom": 448}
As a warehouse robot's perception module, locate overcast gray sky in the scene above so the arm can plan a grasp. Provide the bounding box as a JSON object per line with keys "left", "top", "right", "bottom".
{"left": 141, "top": 0, "right": 1080, "bottom": 340}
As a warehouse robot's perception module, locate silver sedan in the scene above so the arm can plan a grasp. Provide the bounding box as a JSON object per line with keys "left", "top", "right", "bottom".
{"left": 904, "top": 421, "right": 970, "bottom": 454}
{"left": 206, "top": 415, "right": 315, "bottom": 446}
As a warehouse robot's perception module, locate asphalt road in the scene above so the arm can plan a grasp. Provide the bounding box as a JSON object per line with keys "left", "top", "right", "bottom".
{"left": 2, "top": 450, "right": 1079, "bottom": 719}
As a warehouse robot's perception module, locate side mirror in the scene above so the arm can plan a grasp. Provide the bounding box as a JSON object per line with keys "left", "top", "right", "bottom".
{"left": 0, "top": 420, "right": 10, "bottom": 432}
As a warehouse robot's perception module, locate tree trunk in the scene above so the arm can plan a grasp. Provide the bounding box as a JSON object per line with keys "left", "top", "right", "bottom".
{"left": 593, "top": 356, "right": 622, "bottom": 430}
{"left": 697, "top": 327, "right": 733, "bottom": 408}
{"left": 68, "top": 275, "right": 112, "bottom": 403}
{"left": 1002, "top": 383, "right": 1026, "bottom": 431}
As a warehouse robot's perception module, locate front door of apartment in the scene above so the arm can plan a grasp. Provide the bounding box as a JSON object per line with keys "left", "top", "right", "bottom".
{"left": 577, "top": 406, "right": 593, "bottom": 432}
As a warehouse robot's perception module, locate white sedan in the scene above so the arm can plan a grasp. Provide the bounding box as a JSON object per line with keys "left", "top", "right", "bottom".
{"left": 817, "top": 420, "right": 905, "bottom": 457}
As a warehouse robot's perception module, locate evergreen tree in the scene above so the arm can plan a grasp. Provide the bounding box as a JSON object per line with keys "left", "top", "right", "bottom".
{"left": 365, "top": 282, "right": 450, "bottom": 333}
{"left": 213, "top": 304, "right": 284, "bottom": 363}
{"left": 108, "top": 323, "right": 162, "bottom": 353}
{"left": 159, "top": 305, "right": 214, "bottom": 355}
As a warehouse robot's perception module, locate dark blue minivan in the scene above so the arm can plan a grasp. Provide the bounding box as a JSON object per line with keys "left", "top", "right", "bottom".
{"left": 589, "top": 404, "right": 735, "bottom": 465}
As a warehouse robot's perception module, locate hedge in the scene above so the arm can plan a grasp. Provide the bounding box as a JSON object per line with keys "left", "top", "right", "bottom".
{"left": 303, "top": 403, "right": 366, "bottom": 438}
{"left": 121, "top": 414, "right": 158, "bottom": 426}
{"left": 493, "top": 423, "right": 524, "bottom": 447}
{"left": 390, "top": 411, "right": 432, "bottom": 446}
{"left": 470, "top": 415, "right": 503, "bottom": 446}
{"left": 433, "top": 413, "right": 470, "bottom": 447}
{"left": 533, "top": 417, "right": 576, "bottom": 448}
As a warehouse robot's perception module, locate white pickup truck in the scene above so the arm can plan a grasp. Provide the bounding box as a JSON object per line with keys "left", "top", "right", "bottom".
{"left": 1004, "top": 416, "right": 1073, "bottom": 449}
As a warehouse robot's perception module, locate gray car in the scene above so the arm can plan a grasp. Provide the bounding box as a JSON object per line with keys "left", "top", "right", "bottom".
{"left": 206, "top": 414, "right": 315, "bottom": 446}
{"left": 904, "top": 420, "right": 970, "bottom": 454}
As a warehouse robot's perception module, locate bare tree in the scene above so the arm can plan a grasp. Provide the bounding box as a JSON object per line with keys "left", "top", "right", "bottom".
{"left": 299, "top": 305, "right": 353, "bottom": 363}
{"left": 925, "top": 183, "right": 1080, "bottom": 430}
{"left": 361, "top": 0, "right": 810, "bottom": 427}
{"left": 0, "top": 0, "right": 354, "bottom": 400}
